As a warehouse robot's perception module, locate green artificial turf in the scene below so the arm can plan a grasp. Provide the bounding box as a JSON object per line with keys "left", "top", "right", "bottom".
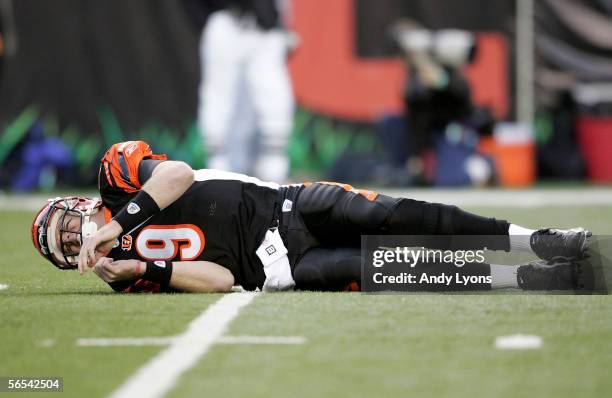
{"left": 0, "top": 204, "right": 610, "bottom": 398}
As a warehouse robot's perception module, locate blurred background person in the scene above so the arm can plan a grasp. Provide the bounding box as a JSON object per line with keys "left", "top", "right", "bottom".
{"left": 389, "top": 21, "right": 494, "bottom": 186}
{"left": 189, "top": 0, "right": 295, "bottom": 182}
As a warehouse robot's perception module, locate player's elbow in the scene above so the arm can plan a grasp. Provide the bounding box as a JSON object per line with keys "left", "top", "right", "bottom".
{"left": 151, "top": 160, "right": 194, "bottom": 190}
{"left": 188, "top": 277, "right": 233, "bottom": 293}
{"left": 195, "top": 269, "right": 235, "bottom": 293}
{"left": 174, "top": 161, "right": 195, "bottom": 187}
{"left": 161, "top": 161, "right": 194, "bottom": 191}
{"left": 211, "top": 273, "right": 235, "bottom": 292}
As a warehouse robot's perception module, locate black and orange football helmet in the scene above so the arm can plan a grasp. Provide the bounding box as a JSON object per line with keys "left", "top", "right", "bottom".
{"left": 31, "top": 197, "right": 103, "bottom": 269}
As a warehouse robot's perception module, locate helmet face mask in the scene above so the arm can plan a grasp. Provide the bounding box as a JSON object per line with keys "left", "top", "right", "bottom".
{"left": 32, "top": 197, "right": 102, "bottom": 269}
{"left": 55, "top": 205, "right": 86, "bottom": 268}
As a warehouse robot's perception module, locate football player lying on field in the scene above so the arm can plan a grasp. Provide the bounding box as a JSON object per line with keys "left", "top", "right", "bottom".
{"left": 31, "top": 141, "right": 590, "bottom": 293}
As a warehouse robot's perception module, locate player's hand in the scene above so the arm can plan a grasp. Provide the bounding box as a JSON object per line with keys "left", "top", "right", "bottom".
{"left": 93, "top": 258, "right": 144, "bottom": 283}
{"left": 78, "top": 221, "right": 122, "bottom": 274}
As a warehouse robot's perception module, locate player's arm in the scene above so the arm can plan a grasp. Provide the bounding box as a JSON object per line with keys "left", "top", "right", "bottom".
{"left": 81, "top": 161, "right": 194, "bottom": 270}
{"left": 79, "top": 142, "right": 195, "bottom": 273}
{"left": 141, "top": 160, "right": 195, "bottom": 211}
{"left": 94, "top": 258, "right": 235, "bottom": 293}
{"left": 166, "top": 261, "right": 234, "bottom": 293}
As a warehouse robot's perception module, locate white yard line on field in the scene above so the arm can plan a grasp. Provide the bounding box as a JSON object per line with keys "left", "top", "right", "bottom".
{"left": 106, "top": 292, "right": 257, "bottom": 398}
{"left": 38, "top": 339, "right": 56, "bottom": 348}
{"left": 495, "top": 334, "right": 543, "bottom": 350}
{"left": 217, "top": 335, "right": 305, "bottom": 345}
{"left": 78, "top": 335, "right": 305, "bottom": 347}
{"left": 78, "top": 337, "right": 177, "bottom": 347}
{"left": 0, "top": 283, "right": 8, "bottom": 290}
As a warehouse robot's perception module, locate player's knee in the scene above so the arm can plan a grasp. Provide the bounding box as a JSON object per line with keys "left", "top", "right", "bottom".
{"left": 344, "top": 195, "right": 391, "bottom": 229}
{"left": 294, "top": 248, "right": 361, "bottom": 291}
{"left": 293, "top": 260, "right": 325, "bottom": 290}
{"left": 259, "top": 118, "right": 292, "bottom": 140}
{"left": 297, "top": 183, "right": 343, "bottom": 217}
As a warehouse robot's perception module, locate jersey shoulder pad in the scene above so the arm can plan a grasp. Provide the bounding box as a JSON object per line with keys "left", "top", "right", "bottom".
{"left": 99, "top": 141, "right": 168, "bottom": 193}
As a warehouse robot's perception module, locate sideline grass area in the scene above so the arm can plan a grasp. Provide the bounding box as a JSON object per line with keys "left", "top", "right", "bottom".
{"left": 1, "top": 206, "right": 611, "bottom": 398}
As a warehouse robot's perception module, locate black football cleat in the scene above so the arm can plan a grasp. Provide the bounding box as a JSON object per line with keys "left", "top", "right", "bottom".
{"left": 530, "top": 227, "right": 591, "bottom": 261}
{"left": 517, "top": 259, "right": 578, "bottom": 290}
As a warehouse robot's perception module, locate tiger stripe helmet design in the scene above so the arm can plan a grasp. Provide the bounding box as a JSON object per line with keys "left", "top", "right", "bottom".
{"left": 31, "top": 197, "right": 103, "bottom": 269}
{"left": 99, "top": 141, "right": 167, "bottom": 193}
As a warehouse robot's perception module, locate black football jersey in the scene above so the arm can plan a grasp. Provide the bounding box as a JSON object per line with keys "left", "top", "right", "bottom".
{"left": 97, "top": 141, "right": 279, "bottom": 292}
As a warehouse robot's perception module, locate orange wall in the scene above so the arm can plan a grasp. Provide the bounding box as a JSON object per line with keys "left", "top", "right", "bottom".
{"left": 288, "top": 0, "right": 509, "bottom": 122}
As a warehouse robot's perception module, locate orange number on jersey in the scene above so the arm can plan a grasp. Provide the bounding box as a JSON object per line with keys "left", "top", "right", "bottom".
{"left": 135, "top": 224, "right": 205, "bottom": 261}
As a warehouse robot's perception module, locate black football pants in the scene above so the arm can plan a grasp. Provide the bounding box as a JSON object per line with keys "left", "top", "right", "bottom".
{"left": 286, "top": 182, "right": 509, "bottom": 291}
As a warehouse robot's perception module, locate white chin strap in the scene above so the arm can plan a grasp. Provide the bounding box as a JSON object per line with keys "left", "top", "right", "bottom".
{"left": 80, "top": 200, "right": 101, "bottom": 240}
